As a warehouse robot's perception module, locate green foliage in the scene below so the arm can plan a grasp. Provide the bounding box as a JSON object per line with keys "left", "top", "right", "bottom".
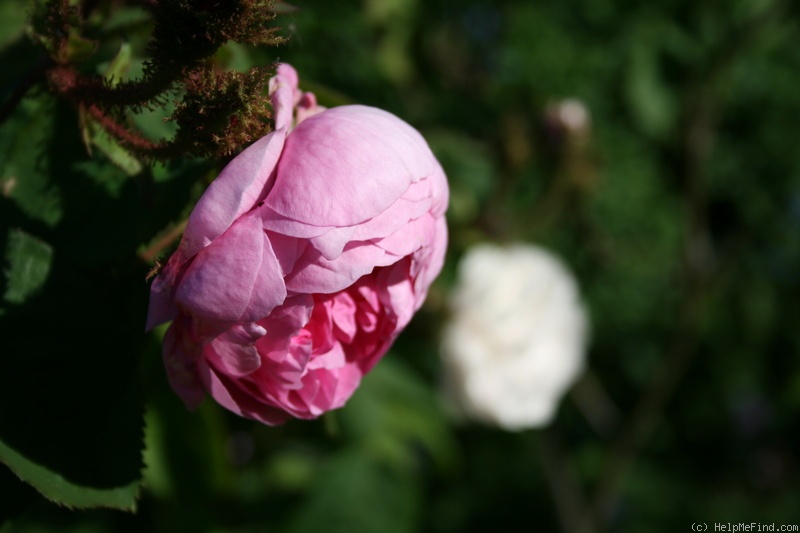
{"left": 3, "top": 229, "right": 53, "bottom": 305}
{"left": 0, "top": 97, "right": 63, "bottom": 227}
{"left": 0, "top": 79, "right": 204, "bottom": 518}
{"left": 0, "top": 440, "right": 140, "bottom": 512}
{"left": 29, "top": 0, "right": 283, "bottom": 160}
{"left": 0, "top": 95, "right": 149, "bottom": 513}
{"left": 0, "top": 0, "right": 29, "bottom": 50}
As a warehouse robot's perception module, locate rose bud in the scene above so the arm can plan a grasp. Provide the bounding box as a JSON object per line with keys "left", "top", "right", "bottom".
{"left": 146, "top": 64, "right": 448, "bottom": 425}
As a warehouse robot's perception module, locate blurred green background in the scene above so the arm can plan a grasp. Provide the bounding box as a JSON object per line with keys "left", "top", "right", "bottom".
{"left": 2, "top": 0, "right": 800, "bottom": 531}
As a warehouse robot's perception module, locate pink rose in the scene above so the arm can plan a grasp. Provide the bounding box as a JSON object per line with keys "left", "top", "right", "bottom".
{"left": 146, "top": 64, "right": 448, "bottom": 425}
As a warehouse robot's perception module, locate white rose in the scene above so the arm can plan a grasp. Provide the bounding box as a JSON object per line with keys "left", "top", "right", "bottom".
{"left": 441, "top": 243, "right": 589, "bottom": 430}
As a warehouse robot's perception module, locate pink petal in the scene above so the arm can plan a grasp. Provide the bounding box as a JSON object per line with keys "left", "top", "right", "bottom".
{"left": 350, "top": 181, "right": 433, "bottom": 242}
{"left": 429, "top": 162, "right": 450, "bottom": 217}
{"left": 240, "top": 235, "right": 289, "bottom": 324}
{"left": 291, "top": 376, "right": 322, "bottom": 416}
{"left": 198, "top": 359, "right": 290, "bottom": 425}
{"left": 304, "top": 299, "right": 335, "bottom": 355}
{"left": 326, "top": 364, "right": 363, "bottom": 410}
{"left": 285, "top": 242, "right": 392, "bottom": 294}
{"left": 269, "top": 63, "right": 300, "bottom": 131}
{"left": 353, "top": 316, "right": 398, "bottom": 374}
{"left": 308, "top": 342, "right": 346, "bottom": 371}
{"left": 330, "top": 291, "right": 357, "bottom": 343}
{"left": 255, "top": 295, "right": 314, "bottom": 363}
{"left": 357, "top": 282, "right": 381, "bottom": 312}
{"left": 296, "top": 371, "right": 332, "bottom": 416}
{"left": 296, "top": 91, "right": 326, "bottom": 125}
{"left": 162, "top": 318, "right": 205, "bottom": 409}
{"left": 356, "top": 302, "right": 379, "bottom": 333}
{"left": 205, "top": 323, "right": 267, "bottom": 377}
{"left": 376, "top": 258, "right": 416, "bottom": 330}
{"left": 146, "top": 258, "right": 182, "bottom": 331}
{"left": 308, "top": 226, "right": 358, "bottom": 260}
{"left": 248, "top": 363, "right": 315, "bottom": 418}
{"left": 415, "top": 215, "right": 448, "bottom": 305}
{"left": 264, "top": 230, "right": 309, "bottom": 277}
{"left": 373, "top": 212, "right": 436, "bottom": 259}
{"left": 272, "top": 333, "right": 313, "bottom": 388}
{"left": 262, "top": 205, "right": 336, "bottom": 238}
{"left": 265, "top": 105, "right": 436, "bottom": 227}
{"left": 175, "top": 209, "right": 286, "bottom": 325}
{"left": 179, "top": 130, "right": 286, "bottom": 259}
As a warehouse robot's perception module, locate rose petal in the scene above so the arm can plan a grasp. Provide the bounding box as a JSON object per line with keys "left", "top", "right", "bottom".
{"left": 176, "top": 209, "right": 286, "bottom": 325}
{"left": 271, "top": 333, "right": 312, "bottom": 388}
{"left": 325, "top": 364, "right": 363, "bottom": 409}
{"left": 146, "top": 258, "right": 183, "bottom": 331}
{"left": 261, "top": 205, "right": 336, "bottom": 238}
{"left": 263, "top": 230, "right": 309, "bottom": 277}
{"left": 357, "top": 282, "right": 381, "bottom": 312}
{"left": 296, "top": 91, "right": 326, "bottom": 125}
{"left": 330, "top": 291, "right": 357, "bottom": 343}
{"left": 269, "top": 63, "right": 300, "bottom": 131}
{"left": 373, "top": 212, "right": 436, "bottom": 259}
{"left": 429, "top": 162, "right": 450, "bottom": 216}
{"left": 162, "top": 318, "right": 205, "bottom": 409}
{"left": 265, "top": 105, "right": 436, "bottom": 227}
{"left": 255, "top": 295, "right": 314, "bottom": 363}
{"left": 180, "top": 130, "right": 286, "bottom": 258}
{"left": 414, "top": 215, "right": 448, "bottom": 306}
{"left": 205, "top": 323, "right": 267, "bottom": 377}
{"left": 307, "top": 341, "right": 346, "bottom": 371}
{"left": 376, "top": 258, "right": 416, "bottom": 330}
{"left": 301, "top": 300, "right": 334, "bottom": 356}
{"left": 240, "top": 235, "right": 289, "bottom": 324}
{"left": 309, "top": 226, "right": 358, "bottom": 260}
{"left": 198, "top": 359, "right": 290, "bottom": 425}
{"left": 350, "top": 181, "right": 433, "bottom": 242}
{"left": 285, "top": 242, "right": 393, "bottom": 294}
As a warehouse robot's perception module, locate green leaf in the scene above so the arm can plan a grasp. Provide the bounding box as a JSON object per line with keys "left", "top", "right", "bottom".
{"left": 70, "top": 42, "right": 145, "bottom": 177}
{"left": 0, "top": 98, "right": 148, "bottom": 512}
{"left": 0, "top": 96, "right": 63, "bottom": 227}
{"left": 80, "top": 112, "right": 144, "bottom": 177}
{"left": 0, "top": 440, "right": 140, "bottom": 511}
{"left": 64, "top": 29, "right": 97, "bottom": 63}
{"left": 0, "top": 261, "right": 147, "bottom": 510}
{"left": 0, "top": 0, "right": 28, "bottom": 51}
{"left": 624, "top": 44, "right": 678, "bottom": 140}
{"left": 3, "top": 229, "right": 53, "bottom": 305}
{"left": 104, "top": 42, "right": 133, "bottom": 85}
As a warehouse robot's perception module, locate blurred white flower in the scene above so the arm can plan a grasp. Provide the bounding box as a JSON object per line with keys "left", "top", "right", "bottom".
{"left": 441, "top": 243, "right": 588, "bottom": 430}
